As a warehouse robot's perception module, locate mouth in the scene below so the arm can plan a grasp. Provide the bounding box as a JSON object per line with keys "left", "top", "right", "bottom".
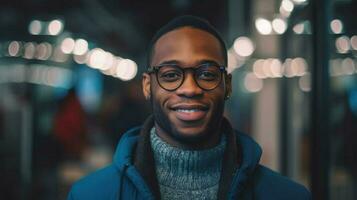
{"left": 170, "top": 104, "right": 209, "bottom": 122}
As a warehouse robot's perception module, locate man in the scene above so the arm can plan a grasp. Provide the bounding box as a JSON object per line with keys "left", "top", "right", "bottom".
{"left": 67, "top": 16, "right": 311, "bottom": 200}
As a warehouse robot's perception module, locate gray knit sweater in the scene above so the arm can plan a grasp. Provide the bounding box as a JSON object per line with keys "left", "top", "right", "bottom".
{"left": 150, "top": 128, "right": 226, "bottom": 200}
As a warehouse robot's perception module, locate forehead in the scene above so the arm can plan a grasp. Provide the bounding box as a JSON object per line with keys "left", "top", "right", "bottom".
{"left": 151, "top": 27, "right": 224, "bottom": 66}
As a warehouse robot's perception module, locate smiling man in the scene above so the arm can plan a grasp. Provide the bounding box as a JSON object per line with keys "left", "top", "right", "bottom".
{"left": 144, "top": 25, "right": 229, "bottom": 150}
{"left": 68, "top": 16, "right": 311, "bottom": 200}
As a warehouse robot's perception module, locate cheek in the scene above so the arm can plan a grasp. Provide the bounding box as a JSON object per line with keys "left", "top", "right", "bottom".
{"left": 209, "top": 86, "right": 226, "bottom": 104}
{"left": 151, "top": 84, "right": 170, "bottom": 109}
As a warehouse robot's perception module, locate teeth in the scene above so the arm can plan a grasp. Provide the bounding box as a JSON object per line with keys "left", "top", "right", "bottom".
{"left": 176, "top": 109, "right": 199, "bottom": 113}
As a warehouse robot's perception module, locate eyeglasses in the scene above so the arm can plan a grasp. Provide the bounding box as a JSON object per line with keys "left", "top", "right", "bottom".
{"left": 147, "top": 63, "right": 227, "bottom": 91}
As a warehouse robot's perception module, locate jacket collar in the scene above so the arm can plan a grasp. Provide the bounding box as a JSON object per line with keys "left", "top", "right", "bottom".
{"left": 113, "top": 126, "right": 141, "bottom": 171}
{"left": 133, "top": 116, "right": 161, "bottom": 199}
{"left": 112, "top": 115, "right": 262, "bottom": 199}
{"left": 133, "top": 115, "right": 243, "bottom": 199}
{"left": 229, "top": 132, "right": 262, "bottom": 199}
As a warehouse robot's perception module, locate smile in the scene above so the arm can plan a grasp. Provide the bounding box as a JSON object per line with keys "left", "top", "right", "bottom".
{"left": 176, "top": 109, "right": 202, "bottom": 113}
{"left": 171, "top": 104, "right": 209, "bottom": 121}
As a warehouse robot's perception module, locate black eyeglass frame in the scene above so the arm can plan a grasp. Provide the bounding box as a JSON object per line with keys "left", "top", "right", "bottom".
{"left": 147, "top": 63, "right": 227, "bottom": 91}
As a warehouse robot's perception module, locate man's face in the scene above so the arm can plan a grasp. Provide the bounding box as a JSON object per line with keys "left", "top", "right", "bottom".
{"left": 142, "top": 27, "right": 231, "bottom": 146}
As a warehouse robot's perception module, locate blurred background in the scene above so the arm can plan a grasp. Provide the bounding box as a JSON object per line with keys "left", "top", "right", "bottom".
{"left": 0, "top": 0, "right": 356, "bottom": 199}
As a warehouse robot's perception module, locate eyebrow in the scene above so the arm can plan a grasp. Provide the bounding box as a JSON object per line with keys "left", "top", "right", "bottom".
{"left": 197, "top": 59, "right": 221, "bottom": 66}
{"left": 158, "top": 60, "right": 180, "bottom": 66}
{"left": 157, "top": 59, "right": 221, "bottom": 67}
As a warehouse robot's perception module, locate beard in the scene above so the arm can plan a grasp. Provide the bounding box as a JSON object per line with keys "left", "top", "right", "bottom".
{"left": 150, "top": 91, "right": 225, "bottom": 145}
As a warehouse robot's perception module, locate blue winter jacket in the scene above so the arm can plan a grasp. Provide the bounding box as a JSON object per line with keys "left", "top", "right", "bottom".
{"left": 67, "top": 117, "right": 311, "bottom": 200}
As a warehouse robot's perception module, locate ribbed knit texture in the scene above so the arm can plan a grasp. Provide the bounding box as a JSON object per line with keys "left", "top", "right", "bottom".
{"left": 150, "top": 127, "right": 226, "bottom": 200}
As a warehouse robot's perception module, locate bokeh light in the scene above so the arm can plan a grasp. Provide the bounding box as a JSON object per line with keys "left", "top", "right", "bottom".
{"left": 330, "top": 19, "right": 343, "bottom": 34}
{"left": 233, "top": 36, "right": 255, "bottom": 57}
{"left": 87, "top": 48, "right": 106, "bottom": 69}
{"left": 36, "top": 42, "right": 52, "bottom": 60}
{"left": 335, "top": 36, "right": 350, "bottom": 54}
{"left": 253, "top": 59, "right": 266, "bottom": 79}
{"left": 272, "top": 18, "right": 287, "bottom": 34}
{"left": 74, "top": 53, "right": 88, "bottom": 64}
{"left": 52, "top": 46, "right": 68, "bottom": 62}
{"left": 299, "top": 73, "right": 311, "bottom": 92}
{"left": 255, "top": 18, "right": 272, "bottom": 35}
{"left": 281, "top": 0, "right": 294, "bottom": 12}
{"left": 270, "top": 58, "right": 283, "bottom": 77}
{"left": 283, "top": 58, "right": 294, "bottom": 77}
{"left": 293, "top": 23, "right": 304, "bottom": 34}
{"left": 48, "top": 19, "right": 63, "bottom": 35}
{"left": 29, "top": 20, "right": 42, "bottom": 35}
{"left": 244, "top": 72, "right": 263, "bottom": 92}
{"left": 73, "top": 39, "right": 88, "bottom": 56}
{"left": 341, "top": 58, "right": 355, "bottom": 75}
{"left": 280, "top": 0, "right": 294, "bottom": 17}
{"left": 101, "top": 52, "right": 115, "bottom": 71}
{"left": 8, "top": 41, "right": 21, "bottom": 57}
{"left": 329, "top": 59, "right": 343, "bottom": 76}
{"left": 291, "top": 57, "right": 307, "bottom": 76}
{"left": 262, "top": 59, "right": 274, "bottom": 78}
{"left": 61, "top": 38, "right": 75, "bottom": 54}
{"left": 23, "top": 42, "right": 36, "bottom": 59}
{"left": 350, "top": 35, "right": 357, "bottom": 50}
{"left": 292, "top": 0, "right": 307, "bottom": 4}
{"left": 116, "top": 59, "right": 138, "bottom": 81}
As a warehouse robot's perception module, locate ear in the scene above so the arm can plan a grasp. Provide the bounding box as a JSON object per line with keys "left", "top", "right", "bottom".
{"left": 224, "top": 73, "right": 232, "bottom": 100}
{"left": 142, "top": 73, "right": 151, "bottom": 100}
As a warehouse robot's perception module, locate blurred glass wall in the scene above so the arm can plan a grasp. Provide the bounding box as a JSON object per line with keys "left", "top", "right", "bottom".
{"left": 0, "top": 0, "right": 356, "bottom": 199}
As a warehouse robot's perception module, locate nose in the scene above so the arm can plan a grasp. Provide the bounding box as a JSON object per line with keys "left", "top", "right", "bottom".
{"left": 175, "top": 72, "right": 203, "bottom": 97}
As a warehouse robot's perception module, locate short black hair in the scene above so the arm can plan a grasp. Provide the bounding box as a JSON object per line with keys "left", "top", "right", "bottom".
{"left": 147, "top": 15, "right": 227, "bottom": 68}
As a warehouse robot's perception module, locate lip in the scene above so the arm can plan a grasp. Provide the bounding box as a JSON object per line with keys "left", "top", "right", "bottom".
{"left": 170, "top": 103, "right": 209, "bottom": 122}
{"left": 171, "top": 103, "right": 209, "bottom": 110}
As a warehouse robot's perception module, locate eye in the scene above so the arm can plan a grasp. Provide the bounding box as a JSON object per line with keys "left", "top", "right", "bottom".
{"left": 197, "top": 70, "right": 219, "bottom": 81}
{"left": 159, "top": 70, "right": 182, "bottom": 82}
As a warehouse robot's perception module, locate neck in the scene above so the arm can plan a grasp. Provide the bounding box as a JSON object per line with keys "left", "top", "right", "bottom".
{"left": 154, "top": 121, "right": 222, "bottom": 150}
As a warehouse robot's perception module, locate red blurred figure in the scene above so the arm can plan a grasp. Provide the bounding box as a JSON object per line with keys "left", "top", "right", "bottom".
{"left": 54, "top": 89, "right": 87, "bottom": 159}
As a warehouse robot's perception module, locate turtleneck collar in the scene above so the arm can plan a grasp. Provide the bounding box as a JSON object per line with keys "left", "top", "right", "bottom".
{"left": 150, "top": 127, "right": 226, "bottom": 190}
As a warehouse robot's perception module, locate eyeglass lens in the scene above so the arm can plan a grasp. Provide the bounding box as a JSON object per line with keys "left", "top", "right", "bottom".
{"left": 157, "top": 65, "right": 222, "bottom": 91}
